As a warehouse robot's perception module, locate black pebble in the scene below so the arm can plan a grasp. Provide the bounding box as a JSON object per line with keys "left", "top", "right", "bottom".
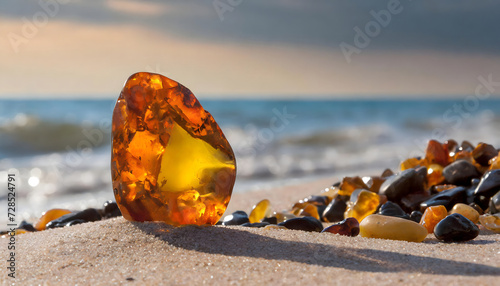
{"left": 322, "top": 197, "right": 347, "bottom": 223}
{"left": 489, "top": 191, "right": 500, "bottom": 214}
{"left": 378, "top": 201, "right": 410, "bottom": 220}
{"left": 420, "top": 186, "right": 467, "bottom": 211}
{"left": 222, "top": 211, "right": 249, "bottom": 226}
{"left": 262, "top": 216, "right": 278, "bottom": 224}
{"left": 278, "top": 216, "right": 323, "bottom": 232}
{"left": 45, "top": 208, "right": 102, "bottom": 229}
{"left": 379, "top": 168, "right": 425, "bottom": 201}
{"left": 103, "top": 200, "right": 122, "bottom": 218}
{"left": 474, "top": 170, "right": 500, "bottom": 209}
{"left": 434, "top": 213, "right": 479, "bottom": 242}
{"left": 410, "top": 211, "right": 423, "bottom": 223}
{"left": 241, "top": 222, "right": 270, "bottom": 228}
{"left": 442, "top": 160, "right": 480, "bottom": 186}
{"left": 18, "top": 220, "right": 37, "bottom": 232}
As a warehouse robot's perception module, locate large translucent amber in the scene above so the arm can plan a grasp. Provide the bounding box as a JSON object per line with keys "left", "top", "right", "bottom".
{"left": 111, "top": 72, "right": 236, "bottom": 226}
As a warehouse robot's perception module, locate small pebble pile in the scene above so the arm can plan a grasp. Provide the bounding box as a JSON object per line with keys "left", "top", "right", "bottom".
{"left": 4, "top": 139, "right": 500, "bottom": 243}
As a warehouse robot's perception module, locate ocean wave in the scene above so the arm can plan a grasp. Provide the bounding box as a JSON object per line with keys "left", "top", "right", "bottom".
{"left": 0, "top": 113, "right": 110, "bottom": 157}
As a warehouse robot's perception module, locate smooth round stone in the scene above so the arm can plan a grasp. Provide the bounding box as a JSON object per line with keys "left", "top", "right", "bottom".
{"left": 450, "top": 203, "right": 480, "bottom": 224}
{"left": 261, "top": 216, "right": 278, "bottom": 224}
{"left": 45, "top": 208, "right": 102, "bottom": 229}
{"left": 379, "top": 168, "right": 425, "bottom": 201}
{"left": 378, "top": 201, "right": 410, "bottom": 220}
{"left": 434, "top": 213, "right": 480, "bottom": 242}
{"left": 420, "top": 205, "right": 448, "bottom": 233}
{"left": 249, "top": 199, "right": 272, "bottom": 223}
{"left": 273, "top": 211, "right": 297, "bottom": 223}
{"left": 474, "top": 170, "right": 500, "bottom": 209}
{"left": 112, "top": 72, "right": 236, "bottom": 226}
{"left": 322, "top": 197, "right": 348, "bottom": 223}
{"left": 278, "top": 216, "right": 323, "bottom": 232}
{"left": 222, "top": 211, "right": 249, "bottom": 226}
{"left": 442, "top": 160, "right": 480, "bottom": 186}
{"left": 321, "top": 217, "right": 359, "bottom": 236}
{"left": 241, "top": 222, "right": 270, "bottom": 228}
{"left": 479, "top": 214, "right": 500, "bottom": 233}
{"left": 360, "top": 214, "right": 428, "bottom": 242}
{"left": 18, "top": 221, "right": 37, "bottom": 232}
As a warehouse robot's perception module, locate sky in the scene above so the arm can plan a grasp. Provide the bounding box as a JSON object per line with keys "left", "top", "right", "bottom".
{"left": 1, "top": 0, "right": 500, "bottom": 98}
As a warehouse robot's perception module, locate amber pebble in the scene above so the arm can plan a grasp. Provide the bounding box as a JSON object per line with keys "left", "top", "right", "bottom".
{"left": 321, "top": 186, "right": 339, "bottom": 199}
{"left": 478, "top": 214, "right": 500, "bottom": 233}
{"left": 45, "top": 208, "right": 102, "bottom": 229}
{"left": 322, "top": 197, "right": 347, "bottom": 223}
{"left": 278, "top": 216, "right": 323, "bottom": 232}
{"left": 444, "top": 139, "right": 459, "bottom": 157}
{"left": 427, "top": 164, "right": 445, "bottom": 186}
{"left": 338, "top": 176, "right": 369, "bottom": 196}
{"left": 420, "top": 205, "right": 448, "bottom": 233}
{"left": 359, "top": 214, "right": 428, "bottom": 242}
{"left": 381, "top": 168, "right": 394, "bottom": 178}
{"left": 378, "top": 201, "right": 410, "bottom": 220}
{"left": 434, "top": 213, "right": 479, "bottom": 242}
{"left": 344, "top": 190, "right": 380, "bottom": 222}
{"left": 400, "top": 157, "right": 423, "bottom": 171}
{"left": 431, "top": 184, "right": 457, "bottom": 193}
{"left": 424, "top": 140, "right": 449, "bottom": 167}
{"left": 472, "top": 143, "right": 498, "bottom": 166}
{"left": 112, "top": 72, "right": 236, "bottom": 226}
{"left": 469, "top": 203, "right": 484, "bottom": 215}
{"left": 321, "top": 217, "right": 359, "bottom": 236}
{"left": 450, "top": 203, "right": 479, "bottom": 224}
{"left": 34, "top": 208, "right": 72, "bottom": 231}
{"left": 273, "top": 211, "right": 297, "bottom": 223}
{"left": 249, "top": 199, "right": 272, "bottom": 223}
{"left": 15, "top": 229, "right": 28, "bottom": 235}
{"left": 222, "top": 211, "right": 249, "bottom": 226}
{"left": 295, "top": 203, "right": 320, "bottom": 220}
{"left": 489, "top": 152, "right": 500, "bottom": 170}
{"left": 453, "top": 150, "right": 473, "bottom": 163}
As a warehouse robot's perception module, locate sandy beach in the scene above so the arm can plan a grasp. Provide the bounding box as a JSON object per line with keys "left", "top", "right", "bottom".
{"left": 3, "top": 177, "right": 500, "bottom": 285}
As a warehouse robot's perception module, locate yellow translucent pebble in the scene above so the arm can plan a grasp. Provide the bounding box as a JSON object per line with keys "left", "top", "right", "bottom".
{"left": 360, "top": 214, "right": 428, "bottom": 242}
{"left": 249, "top": 199, "right": 272, "bottom": 223}
{"left": 450, "top": 203, "right": 479, "bottom": 224}
{"left": 344, "top": 190, "right": 380, "bottom": 222}
{"left": 420, "top": 205, "right": 448, "bottom": 233}
{"left": 479, "top": 214, "right": 500, "bottom": 233}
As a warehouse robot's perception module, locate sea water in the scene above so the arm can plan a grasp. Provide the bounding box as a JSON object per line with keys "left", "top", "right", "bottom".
{"left": 1, "top": 98, "right": 500, "bottom": 222}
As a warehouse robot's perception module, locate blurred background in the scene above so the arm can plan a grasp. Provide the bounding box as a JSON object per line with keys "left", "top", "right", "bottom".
{"left": 1, "top": 1, "right": 500, "bottom": 221}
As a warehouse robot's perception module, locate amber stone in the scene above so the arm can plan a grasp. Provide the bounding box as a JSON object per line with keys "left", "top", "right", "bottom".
{"left": 424, "top": 140, "right": 449, "bottom": 167}
{"left": 344, "top": 190, "right": 380, "bottom": 222}
{"left": 360, "top": 214, "right": 428, "bottom": 242}
{"left": 427, "top": 164, "right": 445, "bottom": 186}
{"left": 472, "top": 143, "right": 497, "bottom": 166}
{"left": 249, "top": 199, "right": 272, "bottom": 223}
{"left": 338, "top": 176, "right": 369, "bottom": 196}
{"left": 111, "top": 72, "right": 236, "bottom": 226}
{"left": 34, "top": 208, "right": 72, "bottom": 231}
{"left": 420, "top": 205, "right": 448, "bottom": 233}
{"left": 479, "top": 214, "right": 500, "bottom": 233}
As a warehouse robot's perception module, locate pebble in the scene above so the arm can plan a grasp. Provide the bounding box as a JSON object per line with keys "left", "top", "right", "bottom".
{"left": 434, "top": 213, "right": 479, "bottom": 242}
{"left": 359, "top": 214, "right": 428, "bottom": 242}
{"left": 420, "top": 205, "right": 448, "bottom": 233}
{"left": 18, "top": 221, "right": 37, "bottom": 232}
{"left": 34, "top": 208, "right": 72, "bottom": 231}
{"left": 410, "top": 211, "right": 423, "bottom": 223}
{"left": 450, "top": 203, "right": 480, "bottom": 224}
{"left": 344, "top": 190, "right": 380, "bottom": 222}
{"left": 321, "top": 217, "right": 359, "bottom": 236}
{"left": 222, "top": 211, "right": 250, "bottom": 226}
{"left": 378, "top": 201, "right": 410, "bottom": 220}
{"left": 472, "top": 143, "right": 498, "bottom": 166}
{"left": 379, "top": 168, "right": 425, "bottom": 201}
{"left": 478, "top": 214, "right": 500, "bottom": 233}
{"left": 442, "top": 160, "right": 480, "bottom": 186}
{"left": 262, "top": 216, "right": 278, "bottom": 224}
{"left": 420, "top": 186, "right": 467, "bottom": 211}
{"left": 249, "top": 199, "right": 272, "bottom": 223}
{"left": 322, "top": 197, "right": 347, "bottom": 223}
{"left": 241, "top": 222, "right": 270, "bottom": 228}
{"left": 45, "top": 208, "right": 102, "bottom": 229}
{"left": 278, "top": 216, "right": 323, "bottom": 232}
{"left": 474, "top": 169, "right": 500, "bottom": 209}
{"left": 489, "top": 191, "right": 500, "bottom": 214}
{"left": 103, "top": 200, "right": 122, "bottom": 218}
